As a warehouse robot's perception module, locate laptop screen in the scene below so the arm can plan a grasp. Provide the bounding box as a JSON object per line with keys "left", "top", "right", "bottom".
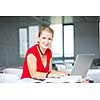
{"left": 71, "top": 54, "right": 95, "bottom": 78}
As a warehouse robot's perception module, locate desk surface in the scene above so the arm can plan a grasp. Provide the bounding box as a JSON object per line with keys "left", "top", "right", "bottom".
{"left": 18, "top": 75, "right": 83, "bottom": 83}
{"left": 17, "top": 69, "right": 100, "bottom": 83}
{"left": 85, "top": 69, "right": 100, "bottom": 83}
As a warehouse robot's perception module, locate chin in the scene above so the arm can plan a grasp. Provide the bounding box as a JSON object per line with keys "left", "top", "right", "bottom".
{"left": 43, "top": 46, "right": 49, "bottom": 49}
{"left": 41, "top": 44, "right": 50, "bottom": 49}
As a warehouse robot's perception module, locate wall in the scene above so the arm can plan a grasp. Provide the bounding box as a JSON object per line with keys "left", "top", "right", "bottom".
{"left": 74, "top": 22, "right": 99, "bottom": 59}
{"left": 0, "top": 17, "right": 39, "bottom": 68}
{"left": 0, "top": 21, "right": 19, "bottom": 66}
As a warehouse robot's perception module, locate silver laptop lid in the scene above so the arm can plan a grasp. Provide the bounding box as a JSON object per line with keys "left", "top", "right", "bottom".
{"left": 71, "top": 54, "right": 95, "bottom": 78}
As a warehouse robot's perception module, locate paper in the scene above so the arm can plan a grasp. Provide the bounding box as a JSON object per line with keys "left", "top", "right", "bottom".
{"left": 18, "top": 75, "right": 82, "bottom": 83}
{"left": 44, "top": 75, "right": 82, "bottom": 83}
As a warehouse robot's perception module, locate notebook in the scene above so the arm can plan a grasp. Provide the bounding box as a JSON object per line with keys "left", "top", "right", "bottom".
{"left": 71, "top": 54, "right": 95, "bottom": 78}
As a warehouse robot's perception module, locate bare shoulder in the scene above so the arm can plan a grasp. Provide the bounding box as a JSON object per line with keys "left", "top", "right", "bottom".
{"left": 27, "top": 54, "right": 36, "bottom": 61}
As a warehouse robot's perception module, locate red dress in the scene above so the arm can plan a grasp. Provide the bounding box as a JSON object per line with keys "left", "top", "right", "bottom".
{"left": 21, "top": 44, "right": 52, "bottom": 79}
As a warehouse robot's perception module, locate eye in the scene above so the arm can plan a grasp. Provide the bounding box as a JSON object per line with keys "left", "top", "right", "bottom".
{"left": 48, "top": 38, "right": 52, "bottom": 40}
{"left": 42, "top": 37, "right": 46, "bottom": 39}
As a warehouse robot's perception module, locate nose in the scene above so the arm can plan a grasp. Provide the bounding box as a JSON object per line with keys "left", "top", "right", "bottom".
{"left": 44, "top": 39, "right": 50, "bottom": 46}
{"left": 45, "top": 39, "right": 49, "bottom": 43}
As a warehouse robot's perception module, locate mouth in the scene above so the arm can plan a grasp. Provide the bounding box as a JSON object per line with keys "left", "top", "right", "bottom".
{"left": 43, "top": 45, "right": 50, "bottom": 49}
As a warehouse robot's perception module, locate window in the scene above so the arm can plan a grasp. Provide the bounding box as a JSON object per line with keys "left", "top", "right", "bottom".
{"left": 29, "top": 26, "right": 39, "bottom": 47}
{"left": 19, "top": 26, "right": 39, "bottom": 57}
{"left": 50, "top": 24, "right": 74, "bottom": 59}
{"left": 50, "top": 24, "right": 63, "bottom": 57}
{"left": 19, "top": 24, "right": 74, "bottom": 59}
{"left": 64, "top": 25, "right": 74, "bottom": 57}
{"left": 19, "top": 28, "right": 28, "bottom": 57}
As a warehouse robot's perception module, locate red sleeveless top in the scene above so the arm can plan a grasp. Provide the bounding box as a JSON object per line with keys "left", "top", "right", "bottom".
{"left": 21, "top": 44, "right": 52, "bottom": 79}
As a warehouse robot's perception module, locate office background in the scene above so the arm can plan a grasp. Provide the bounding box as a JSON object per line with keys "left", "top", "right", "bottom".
{"left": 0, "top": 16, "right": 99, "bottom": 70}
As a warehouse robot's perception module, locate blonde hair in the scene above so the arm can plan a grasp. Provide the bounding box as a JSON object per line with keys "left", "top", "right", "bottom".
{"left": 38, "top": 26, "right": 54, "bottom": 38}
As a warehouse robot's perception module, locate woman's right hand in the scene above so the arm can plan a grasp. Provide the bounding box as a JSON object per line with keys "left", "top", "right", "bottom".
{"left": 48, "top": 70, "right": 70, "bottom": 78}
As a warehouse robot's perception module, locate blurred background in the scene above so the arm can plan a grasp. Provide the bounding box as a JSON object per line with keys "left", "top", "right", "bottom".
{"left": 0, "top": 16, "right": 99, "bottom": 70}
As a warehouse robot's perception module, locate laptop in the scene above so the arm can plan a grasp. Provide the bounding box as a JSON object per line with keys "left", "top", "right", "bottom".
{"left": 70, "top": 54, "right": 95, "bottom": 78}
{"left": 43, "top": 54, "right": 95, "bottom": 83}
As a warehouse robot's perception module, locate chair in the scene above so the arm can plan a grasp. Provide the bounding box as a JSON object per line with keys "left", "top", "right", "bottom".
{"left": 0, "top": 73, "right": 19, "bottom": 83}
{"left": 2, "top": 68, "right": 23, "bottom": 78}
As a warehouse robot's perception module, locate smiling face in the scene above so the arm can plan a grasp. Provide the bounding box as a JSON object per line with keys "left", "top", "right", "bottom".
{"left": 38, "top": 26, "right": 54, "bottom": 50}
{"left": 38, "top": 30, "right": 53, "bottom": 50}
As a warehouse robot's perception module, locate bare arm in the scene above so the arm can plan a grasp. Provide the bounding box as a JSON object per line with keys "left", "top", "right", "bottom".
{"left": 27, "top": 54, "right": 69, "bottom": 79}
{"left": 48, "top": 69, "right": 69, "bottom": 78}
{"left": 27, "top": 54, "right": 47, "bottom": 79}
{"left": 47, "top": 60, "right": 69, "bottom": 78}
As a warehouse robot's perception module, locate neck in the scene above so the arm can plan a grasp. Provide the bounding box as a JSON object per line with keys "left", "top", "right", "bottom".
{"left": 38, "top": 44, "right": 46, "bottom": 56}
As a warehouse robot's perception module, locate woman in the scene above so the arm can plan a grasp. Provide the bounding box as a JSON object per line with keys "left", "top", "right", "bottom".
{"left": 21, "top": 26, "right": 68, "bottom": 79}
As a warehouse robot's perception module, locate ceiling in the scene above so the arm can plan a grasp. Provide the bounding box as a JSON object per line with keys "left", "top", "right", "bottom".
{"left": 0, "top": 16, "right": 99, "bottom": 25}
{"left": 31, "top": 16, "right": 100, "bottom": 25}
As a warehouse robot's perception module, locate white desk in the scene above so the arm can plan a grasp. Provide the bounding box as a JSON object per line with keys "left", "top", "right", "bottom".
{"left": 56, "top": 63, "right": 100, "bottom": 83}
{"left": 85, "top": 69, "right": 100, "bottom": 83}
{"left": 17, "top": 69, "right": 100, "bottom": 83}
{"left": 18, "top": 75, "right": 82, "bottom": 83}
